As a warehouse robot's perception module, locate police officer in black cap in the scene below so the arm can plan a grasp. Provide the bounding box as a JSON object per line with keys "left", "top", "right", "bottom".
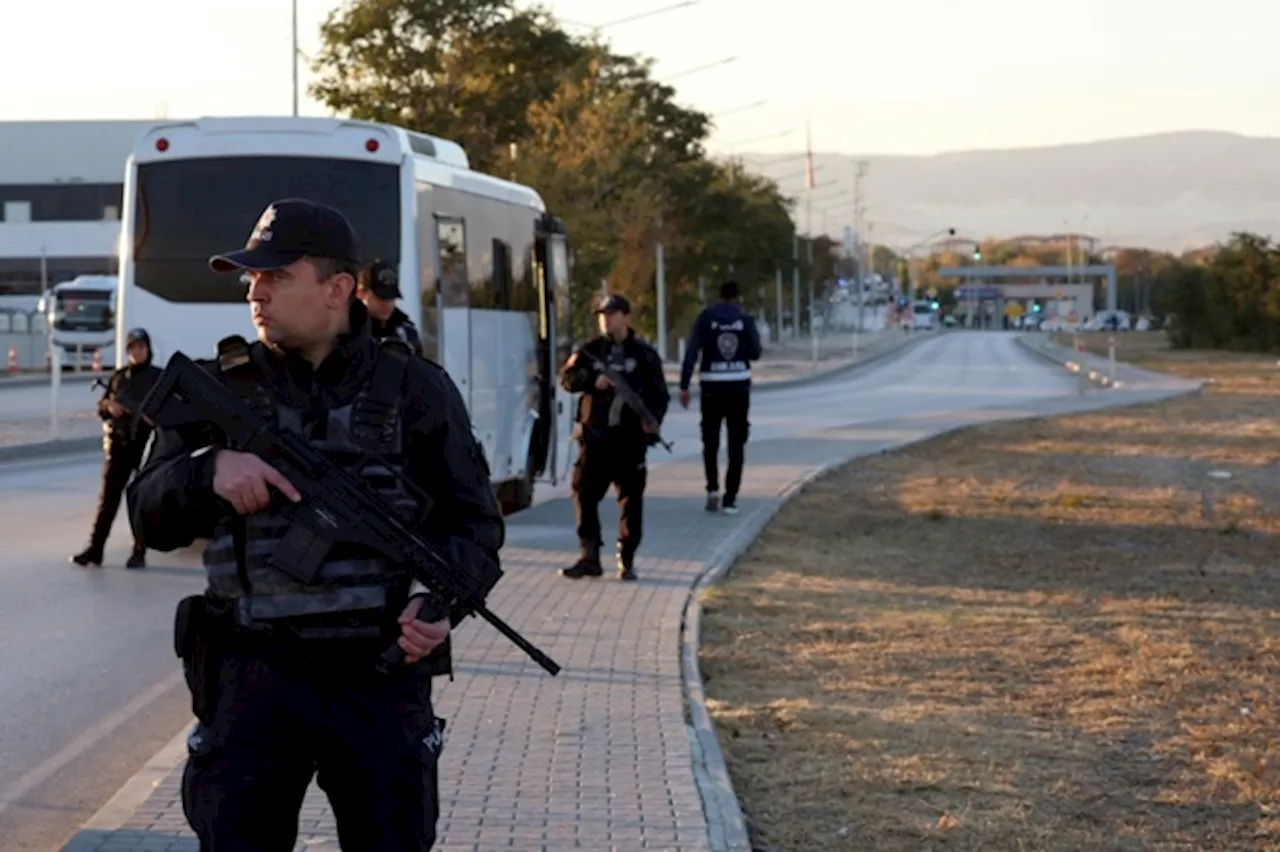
{"left": 558, "top": 294, "right": 669, "bottom": 581}
{"left": 71, "top": 327, "right": 161, "bottom": 569}
{"left": 126, "top": 197, "right": 503, "bottom": 851}
{"left": 358, "top": 259, "right": 424, "bottom": 357}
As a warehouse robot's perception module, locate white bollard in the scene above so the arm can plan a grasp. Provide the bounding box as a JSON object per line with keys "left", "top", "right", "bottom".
{"left": 49, "top": 344, "right": 62, "bottom": 440}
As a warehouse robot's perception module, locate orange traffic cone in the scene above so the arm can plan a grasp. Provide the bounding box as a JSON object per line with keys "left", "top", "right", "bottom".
{"left": 6, "top": 346, "right": 17, "bottom": 376}
{"left": 91, "top": 348, "right": 103, "bottom": 375}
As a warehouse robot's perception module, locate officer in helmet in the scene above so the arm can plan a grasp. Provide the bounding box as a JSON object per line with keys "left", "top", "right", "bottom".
{"left": 358, "top": 258, "right": 423, "bottom": 357}
{"left": 126, "top": 198, "right": 502, "bottom": 850}
{"left": 71, "top": 327, "right": 161, "bottom": 569}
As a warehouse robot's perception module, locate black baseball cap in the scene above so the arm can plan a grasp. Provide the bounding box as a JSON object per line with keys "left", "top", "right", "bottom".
{"left": 358, "top": 260, "right": 401, "bottom": 300}
{"left": 594, "top": 294, "right": 631, "bottom": 314}
{"left": 125, "top": 328, "right": 150, "bottom": 346}
{"left": 209, "top": 198, "right": 359, "bottom": 273}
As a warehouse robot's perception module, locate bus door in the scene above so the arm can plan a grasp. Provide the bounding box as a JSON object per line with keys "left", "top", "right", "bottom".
{"left": 531, "top": 215, "right": 573, "bottom": 486}
{"left": 434, "top": 216, "right": 472, "bottom": 413}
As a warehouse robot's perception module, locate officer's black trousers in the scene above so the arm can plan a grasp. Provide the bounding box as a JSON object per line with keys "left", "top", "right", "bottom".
{"left": 88, "top": 443, "right": 147, "bottom": 554}
{"left": 572, "top": 434, "right": 647, "bottom": 560}
{"left": 699, "top": 383, "right": 751, "bottom": 501}
{"left": 182, "top": 648, "right": 442, "bottom": 851}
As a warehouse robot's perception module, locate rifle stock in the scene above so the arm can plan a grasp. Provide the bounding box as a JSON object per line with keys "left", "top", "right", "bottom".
{"left": 137, "top": 352, "right": 561, "bottom": 677}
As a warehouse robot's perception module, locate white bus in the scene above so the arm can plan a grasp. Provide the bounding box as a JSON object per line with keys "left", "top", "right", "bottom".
{"left": 115, "top": 116, "right": 578, "bottom": 514}
{"left": 41, "top": 275, "right": 119, "bottom": 370}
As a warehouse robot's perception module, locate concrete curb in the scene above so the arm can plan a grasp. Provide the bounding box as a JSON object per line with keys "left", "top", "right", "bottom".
{"left": 0, "top": 435, "right": 99, "bottom": 464}
{"left": 668, "top": 329, "right": 939, "bottom": 399}
{"left": 0, "top": 373, "right": 98, "bottom": 390}
{"left": 62, "top": 727, "right": 191, "bottom": 851}
{"left": 680, "top": 459, "right": 847, "bottom": 851}
{"left": 1015, "top": 332, "right": 1123, "bottom": 389}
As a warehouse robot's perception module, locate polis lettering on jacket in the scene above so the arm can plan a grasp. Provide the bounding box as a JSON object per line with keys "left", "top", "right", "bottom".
{"left": 710, "top": 319, "right": 745, "bottom": 331}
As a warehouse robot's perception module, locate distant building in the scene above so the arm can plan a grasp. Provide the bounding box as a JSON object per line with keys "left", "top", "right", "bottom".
{"left": 0, "top": 120, "right": 153, "bottom": 297}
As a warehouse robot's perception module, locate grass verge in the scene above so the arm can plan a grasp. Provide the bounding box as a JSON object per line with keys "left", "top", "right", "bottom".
{"left": 701, "top": 337, "right": 1280, "bottom": 850}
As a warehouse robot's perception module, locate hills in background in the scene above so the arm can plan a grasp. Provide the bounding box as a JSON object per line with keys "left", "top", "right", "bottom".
{"left": 739, "top": 131, "right": 1280, "bottom": 253}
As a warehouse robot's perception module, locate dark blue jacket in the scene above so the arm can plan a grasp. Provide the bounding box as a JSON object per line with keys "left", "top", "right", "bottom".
{"left": 679, "top": 301, "right": 763, "bottom": 390}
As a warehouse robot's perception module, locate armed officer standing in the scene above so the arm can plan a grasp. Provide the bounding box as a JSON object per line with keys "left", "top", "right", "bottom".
{"left": 71, "top": 327, "right": 161, "bottom": 569}
{"left": 126, "top": 199, "right": 503, "bottom": 851}
{"left": 678, "top": 280, "right": 762, "bottom": 515}
{"left": 358, "top": 259, "right": 424, "bottom": 356}
{"left": 559, "top": 294, "right": 669, "bottom": 581}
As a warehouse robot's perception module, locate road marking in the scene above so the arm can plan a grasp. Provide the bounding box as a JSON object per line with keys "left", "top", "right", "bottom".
{"left": 0, "top": 670, "right": 183, "bottom": 820}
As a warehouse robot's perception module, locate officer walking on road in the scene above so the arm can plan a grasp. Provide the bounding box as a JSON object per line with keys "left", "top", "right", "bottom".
{"left": 559, "top": 294, "right": 669, "bottom": 581}
{"left": 359, "top": 258, "right": 424, "bottom": 356}
{"left": 678, "top": 280, "right": 762, "bottom": 515}
{"left": 71, "top": 327, "right": 161, "bottom": 569}
{"left": 126, "top": 198, "right": 503, "bottom": 851}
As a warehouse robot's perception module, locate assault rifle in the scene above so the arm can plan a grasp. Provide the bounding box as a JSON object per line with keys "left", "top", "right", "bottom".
{"left": 136, "top": 351, "right": 561, "bottom": 677}
{"left": 588, "top": 354, "right": 673, "bottom": 452}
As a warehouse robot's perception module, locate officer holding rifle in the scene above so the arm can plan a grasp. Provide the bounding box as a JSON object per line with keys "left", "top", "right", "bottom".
{"left": 70, "top": 327, "right": 160, "bottom": 569}
{"left": 558, "top": 294, "right": 670, "bottom": 582}
{"left": 126, "top": 198, "right": 503, "bottom": 851}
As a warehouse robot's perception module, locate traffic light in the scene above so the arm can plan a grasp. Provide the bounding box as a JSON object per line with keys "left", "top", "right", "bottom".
{"left": 929, "top": 300, "right": 940, "bottom": 310}
{"left": 972, "top": 245, "right": 982, "bottom": 262}
{"left": 1031, "top": 302, "right": 1041, "bottom": 312}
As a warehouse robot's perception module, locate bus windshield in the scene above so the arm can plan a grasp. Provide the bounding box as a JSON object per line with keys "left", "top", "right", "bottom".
{"left": 131, "top": 156, "right": 402, "bottom": 304}
{"left": 52, "top": 290, "right": 114, "bottom": 332}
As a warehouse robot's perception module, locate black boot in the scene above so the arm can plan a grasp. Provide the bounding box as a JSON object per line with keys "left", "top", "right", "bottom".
{"left": 560, "top": 543, "right": 603, "bottom": 579}
{"left": 126, "top": 545, "right": 146, "bottom": 570}
{"left": 70, "top": 546, "right": 103, "bottom": 567}
{"left": 616, "top": 544, "right": 637, "bottom": 582}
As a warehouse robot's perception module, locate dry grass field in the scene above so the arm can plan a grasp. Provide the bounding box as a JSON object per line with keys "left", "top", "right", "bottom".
{"left": 701, "top": 334, "right": 1280, "bottom": 850}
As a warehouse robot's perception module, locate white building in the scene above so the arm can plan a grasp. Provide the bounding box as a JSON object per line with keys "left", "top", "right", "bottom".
{"left": 0, "top": 120, "right": 153, "bottom": 300}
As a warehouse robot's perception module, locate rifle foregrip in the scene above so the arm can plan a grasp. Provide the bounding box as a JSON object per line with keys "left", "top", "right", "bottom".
{"left": 374, "top": 595, "right": 450, "bottom": 675}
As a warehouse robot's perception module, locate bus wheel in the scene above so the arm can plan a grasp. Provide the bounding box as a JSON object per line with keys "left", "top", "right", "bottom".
{"left": 497, "top": 459, "right": 536, "bottom": 516}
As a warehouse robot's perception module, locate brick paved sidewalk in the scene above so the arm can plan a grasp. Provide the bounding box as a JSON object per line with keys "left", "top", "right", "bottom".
{"left": 61, "top": 374, "right": 1199, "bottom": 852}
{"left": 63, "top": 438, "right": 838, "bottom": 852}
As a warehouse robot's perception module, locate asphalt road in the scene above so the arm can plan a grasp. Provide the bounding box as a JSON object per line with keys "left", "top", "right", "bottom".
{"left": 0, "top": 331, "right": 1084, "bottom": 850}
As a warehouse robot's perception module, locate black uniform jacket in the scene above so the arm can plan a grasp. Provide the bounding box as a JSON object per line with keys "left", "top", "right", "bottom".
{"left": 559, "top": 330, "right": 670, "bottom": 445}
{"left": 125, "top": 303, "right": 504, "bottom": 668}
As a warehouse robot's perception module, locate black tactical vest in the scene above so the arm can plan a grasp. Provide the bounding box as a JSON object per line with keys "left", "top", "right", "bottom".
{"left": 201, "top": 335, "right": 425, "bottom": 639}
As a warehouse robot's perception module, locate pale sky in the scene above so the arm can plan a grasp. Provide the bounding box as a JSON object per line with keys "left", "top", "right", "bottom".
{"left": 1, "top": 0, "right": 1275, "bottom": 156}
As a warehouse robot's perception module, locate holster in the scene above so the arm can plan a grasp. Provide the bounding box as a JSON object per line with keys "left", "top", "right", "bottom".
{"left": 174, "top": 595, "right": 221, "bottom": 725}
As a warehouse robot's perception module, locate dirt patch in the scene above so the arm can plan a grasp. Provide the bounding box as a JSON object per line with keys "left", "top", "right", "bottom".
{"left": 701, "top": 343, "right": 1280, "bottom": 851}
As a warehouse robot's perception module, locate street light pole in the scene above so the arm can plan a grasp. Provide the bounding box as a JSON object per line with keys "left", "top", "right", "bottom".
{"left": 291, "top": 0, "right": 299, "bottom": 117}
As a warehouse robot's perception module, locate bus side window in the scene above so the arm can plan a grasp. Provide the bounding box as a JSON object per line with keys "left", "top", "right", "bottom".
{"left": 436, "top": 219, "right": 468, "bottom": 307}
{"left": 492, "top": 238, "right": 512, "bottom": 311}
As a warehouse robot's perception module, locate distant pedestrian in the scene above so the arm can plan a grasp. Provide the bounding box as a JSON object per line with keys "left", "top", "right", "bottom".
{"left": 71, "top": 328, "right": 161, "bottom": 568}
{"left": 678, "top": 280, "right": 762, "bottom": 515}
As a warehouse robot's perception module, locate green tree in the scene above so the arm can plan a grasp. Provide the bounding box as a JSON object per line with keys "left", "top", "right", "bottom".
{"left": 310, "top": 0, "right": 799, "bottom": 352}
{"left": 311, "top": 0, "right": 587, "bottom": 173}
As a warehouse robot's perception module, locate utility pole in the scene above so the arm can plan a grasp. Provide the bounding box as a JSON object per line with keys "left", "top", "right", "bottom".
{"left": 655, "top": 225, "right": 668, "bottom": 360}
{"left": 853, "top": 160, "right": 869, "bottom": 326}
{"left": 291, "top": 0, "right": 299, "bottom": 117}
{"left": 804, "top": 120, "right": 815, "bottom": 339}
